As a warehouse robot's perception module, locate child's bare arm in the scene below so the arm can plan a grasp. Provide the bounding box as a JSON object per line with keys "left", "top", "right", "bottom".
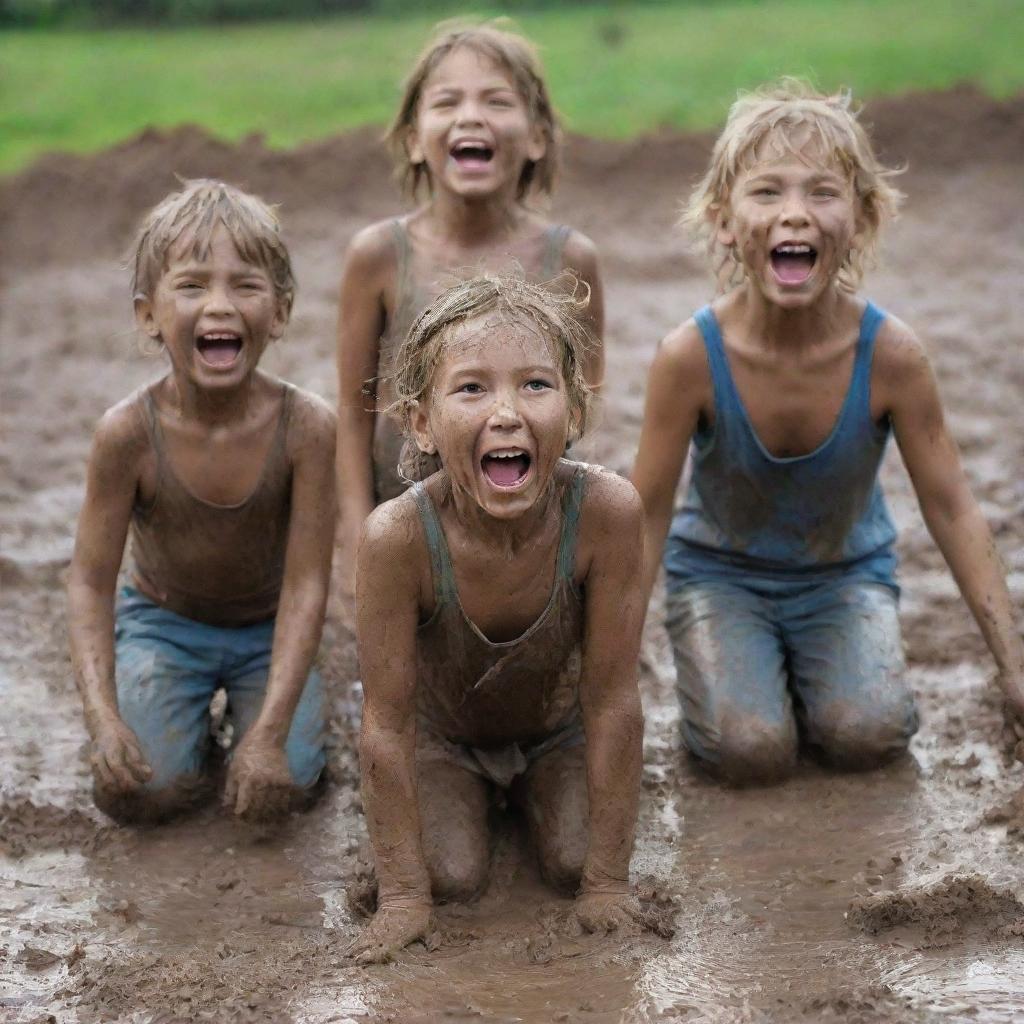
{"left": 348, "top": 500, "right": 432, "bottom": 964}
{"left": 335, "top": 225, "right": 391, "bottom": 594}
{"left": 575, "top": 473, "right": 646, "bottom": 928}
{"left": 630, "top": 321, "right": 709, "bottom": 604}
{"left": 67, "top": 404, "right": 152, "bottom": 791}
{"left": 563, "top": 231, "right": 606, "bottom": 390}
{"left": 224, "top": 395, "right": 337, "bottom": 817}
{"left": 881, "top": 320, "right": 1024, "bottom": 716}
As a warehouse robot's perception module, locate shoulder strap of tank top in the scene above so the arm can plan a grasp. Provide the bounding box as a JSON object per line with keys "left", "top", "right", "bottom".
{"left": 540, "top": 224, "right": 571, "bottom": 280}
{"left": 556, "top": 463, "right": 588, "bottom": 581}
{"left": 412, "top": 482, "right": 456, "bottom": 605}
{"left": 850, "top": 300, "right": 887, "bottom": 419}
{"left": 692, "top": 305, "right": 737, "bottom": 417}
{"left": 390, "top": 218, "right": 413, "bottom": 318}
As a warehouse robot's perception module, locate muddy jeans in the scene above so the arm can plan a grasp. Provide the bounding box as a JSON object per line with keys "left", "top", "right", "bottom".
{"left": 113, "top": 587, "right": 327, "bottom": 793}
{"left": 665, "top": 578, "right": 918, "bottom": 784}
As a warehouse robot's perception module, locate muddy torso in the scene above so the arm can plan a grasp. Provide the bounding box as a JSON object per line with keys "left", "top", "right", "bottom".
{"left": 372, "top": 216, "right": 570, "bottom": 502}
{"left": 129, "top": 383, "right": 293, "bottom": 626}
{"left": 665, "top": 302, "right": 897, "bottom": 586}
{"left": 411, "top": 461, "right": 587, "bottom": 748}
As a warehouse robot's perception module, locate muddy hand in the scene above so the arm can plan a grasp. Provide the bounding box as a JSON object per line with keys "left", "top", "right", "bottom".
{"left": 224, "top": 735, "right": 294, "bottom": 822}
{"left": 346, "top": 899, "right": 433, "bottom": 965}
{"left": 574, "top": 889, "right": 650, "bottom": 936}
{"left": 90, "top": 716, "right": 152, "bottom": 792}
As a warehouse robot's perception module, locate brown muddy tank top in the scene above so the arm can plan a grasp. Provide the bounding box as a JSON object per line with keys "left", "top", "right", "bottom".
{"left": 129, "top": 384, "right": 293, "bottom": 627}
{"left": 372, "top": 217, "right": 571, "bottom": 502}
{"left": 411, "top": 461, "right": 587, "bottom": 748}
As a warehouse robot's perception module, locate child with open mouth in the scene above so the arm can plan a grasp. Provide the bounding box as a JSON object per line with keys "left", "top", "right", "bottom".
{"left": 67, "top": 180, "right": 336, "bottom": 824}
{"left": 346, "top": 273, "right": 644, "bottom": 964}
{"left": 632, "top": 80, "right": 1024, "bottom": 785}
{"left": 334, "top": 20, "right": 605, "bottom": 616}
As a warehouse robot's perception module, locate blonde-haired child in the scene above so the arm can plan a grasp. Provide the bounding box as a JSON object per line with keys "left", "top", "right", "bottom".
{"left": 632, "top": 81, "right": 1024, "bottom": 785}
{"left": 335, "top": 20, "right": 605, "bottom": 603}
{"left": 68, "top": 180, "right": 336, "bottom": 823}
{"left": 347, "top": 273, "right": 643, "bottom": 964}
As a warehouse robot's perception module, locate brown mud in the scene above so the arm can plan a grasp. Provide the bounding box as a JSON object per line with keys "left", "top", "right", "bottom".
{"left": 2, "top": 85, "right": 1024, "bottom": 1022}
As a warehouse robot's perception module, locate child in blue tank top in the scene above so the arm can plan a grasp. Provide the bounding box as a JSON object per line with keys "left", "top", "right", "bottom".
{"left": 632, "top": 80, "right": 1024, "bottom": 785}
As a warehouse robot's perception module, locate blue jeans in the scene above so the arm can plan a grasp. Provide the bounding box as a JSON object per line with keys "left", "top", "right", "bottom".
{"left": 113, "top": 587, "right": 326, "bottom": 794}
{"left": 664, "top": 578, "right": 918, "bottom": 784}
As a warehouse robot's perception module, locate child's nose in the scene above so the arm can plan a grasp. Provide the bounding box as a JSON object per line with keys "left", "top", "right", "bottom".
{"left": 489, "top": 393, "right": 523, "bottom": 428}
{"left": 203, "top": 284, "right": 235, "bottom": 314}
{"left": 455, "top": 98, "right": 485, "bottom": 126}
{"left": 780, "top": 192, "right": 811, "bottom": 226}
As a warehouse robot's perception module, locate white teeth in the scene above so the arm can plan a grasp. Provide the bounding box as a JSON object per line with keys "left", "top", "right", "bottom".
{"left": 487, "top": 449, "right": 525, "bottom": 459}
{"left": 201, "top": 333, "right": 240, "bottom": 340}
{"left": 775, "top": 244, "right": 813, "bottom": 254}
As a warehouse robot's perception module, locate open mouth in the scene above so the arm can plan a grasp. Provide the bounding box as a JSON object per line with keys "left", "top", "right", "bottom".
{"left": 450, "top": 140, "right": 495, "bottom": 171}
{"left": 481, "top": 448, "right": 531, "bottom": 489}
{"left": 770, "top": 244, "right": 817, "bottom": 285}
{"left": 196, "top": 333, "right": 243, "bottom": 367}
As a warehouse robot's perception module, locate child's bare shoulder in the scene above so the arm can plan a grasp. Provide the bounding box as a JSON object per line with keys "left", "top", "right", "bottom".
{"left": 91, "top": 386, "right": 153, "bottom": 461}
{"left": 561, "top": 227, "right": 600, "bottom": 271}
{"left": 360, "top": 490, "right": 427, "bottom": 574}
{"left": 872, "top": 312, "right": 934, "bottom": 402}
{"left": 344, "top": 219, "right": 402, "bottom": 278}
{"left": 287, "top": 384, "right": 337, "bottom": 437}
{"left": 656, "top": 316, "right": 711, "bottom": 378}
{"left": 576, "top": 463, "right": 643, "bottom": 538}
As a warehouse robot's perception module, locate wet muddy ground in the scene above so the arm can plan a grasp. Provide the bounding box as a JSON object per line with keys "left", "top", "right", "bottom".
{"left": 2, "top": 87, "right": 1023, "bottom": 1022}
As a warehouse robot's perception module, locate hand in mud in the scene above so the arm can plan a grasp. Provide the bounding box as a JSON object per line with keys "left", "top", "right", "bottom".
{"left": 997, "top": 669, "right": 1024, "bottom": 763}
{"left": 346, "top": 898, "right": 433, "bottom": 965}
{"left": 223, "top": 734, "right": 295, "bottom": 822}
{"left": 90, "top": 716, "right": 152, "bottom": 792}
{"left": 574, "top": 889, "right": 655, "bottom": 936}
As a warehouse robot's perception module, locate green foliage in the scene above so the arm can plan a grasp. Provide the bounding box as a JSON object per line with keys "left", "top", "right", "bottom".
{"left": 2, "top": 0, "right": 1022, "bottom": 174}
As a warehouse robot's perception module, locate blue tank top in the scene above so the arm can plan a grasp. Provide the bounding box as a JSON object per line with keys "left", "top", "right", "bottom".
{"left": 664, "top": 302, "right": 898, "bottom": 590}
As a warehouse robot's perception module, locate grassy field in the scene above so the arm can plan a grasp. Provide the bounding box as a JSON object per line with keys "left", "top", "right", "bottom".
{"left": 3, "top": 0, "right": 1023, "bottom": 174}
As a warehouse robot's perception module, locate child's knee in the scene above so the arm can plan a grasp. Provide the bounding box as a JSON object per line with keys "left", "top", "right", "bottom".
{"left": 713, "top": 714, "right": 798, "bottom": 786}
{"left": 429, "top": 849, "right": 489, "bottom": 903}
{"left": 537, "top": 839, "right": 585, "bottom": 895}
{"left": 92, "top": 772, "right": 212, "bottom": 825}
{"left": 811, "top": 699, "right": 917, "bottom": 770}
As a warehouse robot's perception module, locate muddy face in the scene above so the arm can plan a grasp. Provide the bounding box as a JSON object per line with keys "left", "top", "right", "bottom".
{"left": 408, "top": 46, "right": 545, "bottom": 201}
{"left": 411, "top": 315, "right": 570, "bottom": 521}
{"left": 134, "top": 224, "right": 285, "bottom": 394}
{"left": 718, "top": 136, "right": 861, "bottom": 310}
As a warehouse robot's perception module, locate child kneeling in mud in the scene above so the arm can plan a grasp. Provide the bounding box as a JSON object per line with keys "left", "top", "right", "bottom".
{"left": 68, "top": 180, "right": 336, "bottom": 823}
{"left": 348, "top": 274, "right": 644, "bottom": 964}
{"left": 632, "top": 81, "right": 1024, "bottom": 785}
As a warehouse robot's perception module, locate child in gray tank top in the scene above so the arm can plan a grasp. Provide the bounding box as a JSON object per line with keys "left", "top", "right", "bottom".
{"left": 334, "top": 21, "right": 606, "bottom": 616}
{"left": 632, "top": 81, "right": 1024, "bottom": 786}
{"left": 346, "top": 273, "right": 645, "bottom": 964}
{"left": 68, "top": 181, "right": 336, "bottom": 825}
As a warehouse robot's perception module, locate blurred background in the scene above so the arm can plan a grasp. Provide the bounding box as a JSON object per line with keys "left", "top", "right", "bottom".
{"left": 3, "top": 0, "right": 1023, "bottom": 174}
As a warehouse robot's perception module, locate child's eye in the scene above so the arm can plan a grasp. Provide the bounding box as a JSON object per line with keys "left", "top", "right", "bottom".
{"left": 178, "top": 281, "right": 203, "bottom": 291}
{"left": 525, "top": 379, "right": 553, "bottom": 392}
{"left": 753, "top": 187, "right": 778, "bottom": 197}
{"left": 812, "top": 189, "right": 839, "bottom": 199}
{"left": 458, "top": 382, "right": 483, "bottom": 395}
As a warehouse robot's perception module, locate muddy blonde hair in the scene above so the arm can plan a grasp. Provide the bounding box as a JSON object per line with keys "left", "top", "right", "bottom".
{"left": 386, "top": 20, "right": 560, "bottom": 202}
{"left": 684, "top": 79, "right": 903, "bottom": 292}
{"left": 130, "top": 178, "right": 296, "bottom": 317}
{"left": 392, "top": 272, "right": 591, "bottom": 482}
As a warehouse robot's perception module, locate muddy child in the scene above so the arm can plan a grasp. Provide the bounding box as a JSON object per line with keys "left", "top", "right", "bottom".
{"left": 335, "top": 20, "right": 605, "bottom": 604}
{"left": 347, "top": 274, "right": 644, "bottom": 964}
{"left": 632, "top": 81, "right": 1024, "bottom": 785}
{"left": 68, "top": 180, "right": 336, "bottom": 823}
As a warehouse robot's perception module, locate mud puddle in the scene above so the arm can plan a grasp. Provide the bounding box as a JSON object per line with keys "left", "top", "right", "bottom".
{"left": 3, "top": 87, "right": 1024, "bottom": 1021}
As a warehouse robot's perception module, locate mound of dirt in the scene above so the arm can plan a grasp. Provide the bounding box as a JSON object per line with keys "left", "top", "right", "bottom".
{"left": 847, "top": 873, "right": 1024, "bottom": 948}
{"left": 0, "top": 799, "right": 112, "bottom": 859}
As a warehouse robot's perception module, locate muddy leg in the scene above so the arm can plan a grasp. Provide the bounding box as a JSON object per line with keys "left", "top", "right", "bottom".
{"left": 417, "top": 758, "right": 492, "bottom": 902}
{"left": 516, "top": 744, "right": 589, "bottom": 894}
{"left": 787, "top": 581, "right": 918, "bottom": 770}
{"left": 665, "top": 581, "right": 798, "bottom": 786}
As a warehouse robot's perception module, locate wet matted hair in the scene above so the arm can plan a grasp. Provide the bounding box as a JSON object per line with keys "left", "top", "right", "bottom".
{"left": 130, "top": 178, "right": 295, "bottom": 317}
{"left": 391, "top": 271, "right": 591, "bottom": 483}
{"left": 683, "top": 78, "right": 904, "bottom": 293}
{"left": 385, "top": 19, "right": 560, "bottom": 203}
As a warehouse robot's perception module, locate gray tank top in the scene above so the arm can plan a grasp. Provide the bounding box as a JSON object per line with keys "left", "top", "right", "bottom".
{"left": 372, "top": 218, "right": 571, "bottom": 502}
{"left": 130, "top": 384, "right": 293, "bottom": 626}
{"left": 411, "top": 461, "right": 588, "bottom": 748}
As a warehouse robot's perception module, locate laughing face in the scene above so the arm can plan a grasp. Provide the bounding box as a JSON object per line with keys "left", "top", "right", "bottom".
{"left": 408, "top": 46, "right": 546, "bottom": 201}
{"left": 412, "top": 315, "right": 571, "bottom": 521}
{"left": 136, "top": 224, "right": 286, "bottom": 392}
{"left": 718, "top": 136, "right": 862, "bottom": 309}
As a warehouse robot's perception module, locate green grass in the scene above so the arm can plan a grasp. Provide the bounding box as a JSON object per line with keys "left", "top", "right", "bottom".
{"left": 2, "top": 0, "right": 1023, "bottom": 174}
